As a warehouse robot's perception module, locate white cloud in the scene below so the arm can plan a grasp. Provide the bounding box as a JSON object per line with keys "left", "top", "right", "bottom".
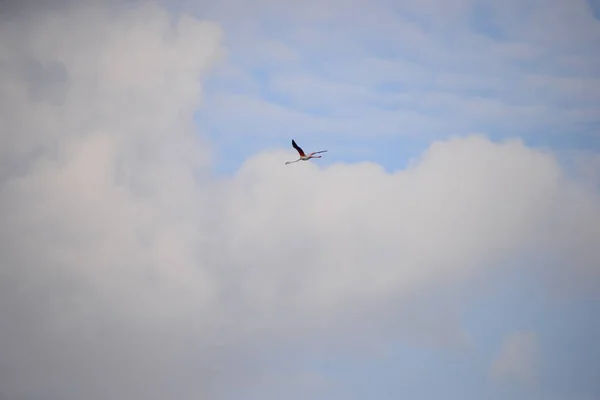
{"left": 268, "top": 73, "right": 374, "bottom": 109}
{"left": 220, "top": 136, "right": 564, "bottom": 321}
{"left": 1, "top": 1, "right": 599, "bottom": 400}
{"left": 0, "top": 3, "right": 226, "bottom": 399}
{"left": 194, "top": 0, "right": 600, "bottom": 146}
{"left": 491, "top": 331, "right": 540, "bottom": 385}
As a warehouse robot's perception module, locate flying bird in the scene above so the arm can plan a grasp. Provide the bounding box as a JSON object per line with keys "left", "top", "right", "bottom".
{"left": 285, "top": 139, "right": 328, "bottom": 165}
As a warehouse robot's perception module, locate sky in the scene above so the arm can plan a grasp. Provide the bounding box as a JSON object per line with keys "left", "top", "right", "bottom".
{"left": 0, "top": 0, "right": 599, "bottom": 400}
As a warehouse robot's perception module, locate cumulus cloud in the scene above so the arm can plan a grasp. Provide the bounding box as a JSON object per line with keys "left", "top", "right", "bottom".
{"left": 1, "top": 1, "right": 599, "bottom": 400}
{"left": 0, "top": 3, "right": 227, "bottom": 399}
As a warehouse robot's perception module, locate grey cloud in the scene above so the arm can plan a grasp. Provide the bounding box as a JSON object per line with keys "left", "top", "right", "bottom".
{"left": 1, "top": 2, "right": 226, "bottom": 399}
{"left": 1, "top": 1, "right": 599, "bottom": 400}
{"left": 22, "top": 59, "right": 70, "bottom": 104}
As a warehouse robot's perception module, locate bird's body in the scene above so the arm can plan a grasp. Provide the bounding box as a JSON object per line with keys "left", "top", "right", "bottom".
{"left": 285, "top": 139, "right": 327, "bottom": 165}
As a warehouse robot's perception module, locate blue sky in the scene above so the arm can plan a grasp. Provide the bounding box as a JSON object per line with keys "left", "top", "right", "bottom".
{"left": 221, "top": 258, "right": 600, "bottom": 400}
{"left": 0, "top": 1, "right": 599, "bottom": 399}
{"left": 187, "top": 0, "right": 600, "bottom": 175}
{"left": 187, "top": 0, "right": 600, "bottom": 398}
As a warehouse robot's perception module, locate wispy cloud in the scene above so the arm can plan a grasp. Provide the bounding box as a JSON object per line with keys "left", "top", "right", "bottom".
{"left": 491, "top": 331, "right": 540, "bottom": 385}
{"left": 193, "top": 0, "right": 600, "bottom": 170}
{"left": 1, "top": 1, "right": 599, "bottom": 400}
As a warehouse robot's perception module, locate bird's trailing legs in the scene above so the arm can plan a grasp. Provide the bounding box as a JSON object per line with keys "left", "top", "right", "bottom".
{"left": 285, "top": 139, "right": 327, "bottom": 165}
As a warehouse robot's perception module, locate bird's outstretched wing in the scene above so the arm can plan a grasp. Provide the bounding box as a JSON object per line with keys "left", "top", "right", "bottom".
{"left": 311, "top": 150, "right": 328, "bottom": 155}
{"left": 292, "top": 139, "right": 306, "bottom": 157}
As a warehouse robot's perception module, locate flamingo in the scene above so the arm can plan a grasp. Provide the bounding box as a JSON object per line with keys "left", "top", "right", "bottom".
{"left": 285, "top": 139, "right": 327, "bottom": 165}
